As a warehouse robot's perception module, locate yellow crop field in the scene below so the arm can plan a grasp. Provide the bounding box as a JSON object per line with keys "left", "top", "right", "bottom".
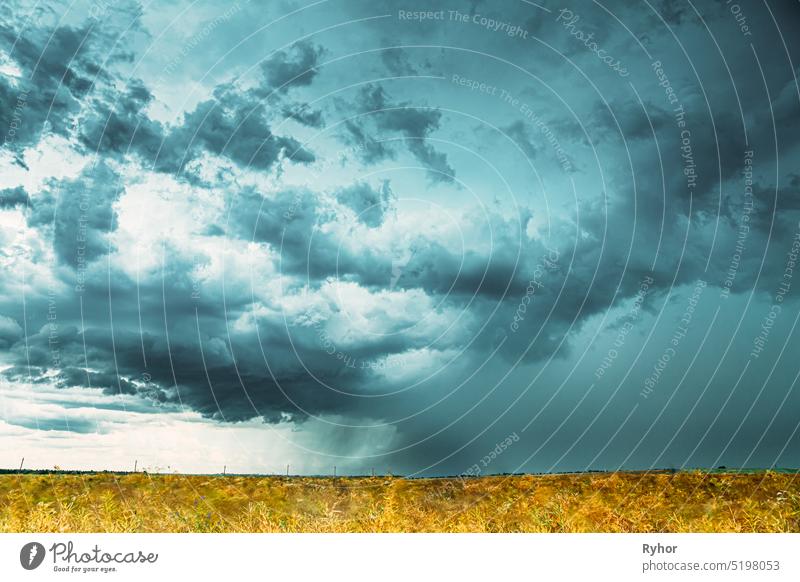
{"left": 1, "top": 471, "right": 798, "bottom": 533}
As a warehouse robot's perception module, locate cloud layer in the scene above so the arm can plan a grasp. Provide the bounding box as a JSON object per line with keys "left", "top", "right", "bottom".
{"left": 1, "top": 0, "right": 800, "bottom": 475}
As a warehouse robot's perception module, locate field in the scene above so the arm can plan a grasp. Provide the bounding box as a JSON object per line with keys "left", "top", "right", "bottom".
{"left": 1, "top": 471, "right": 798, "bottom": 533}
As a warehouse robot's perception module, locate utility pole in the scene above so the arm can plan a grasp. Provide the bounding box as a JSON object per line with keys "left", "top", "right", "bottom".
{"left": 134, "top": 460, "right": 138, "bottom": 473}
{"left": 223, "top": 465, "right": 226, "bottom": 476}
{"left": 333, "top": 465, "right": 337, "bottom": 478}
{"left": 286, "top": 464, "right": 289, "bottom": 477}
{"left": 19, "top": 457, "right": 24, "bottom": 471}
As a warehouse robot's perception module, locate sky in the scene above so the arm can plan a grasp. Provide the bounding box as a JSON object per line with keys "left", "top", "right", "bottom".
{"left": 0, "top": 0, "right": 799, "bottom": 476}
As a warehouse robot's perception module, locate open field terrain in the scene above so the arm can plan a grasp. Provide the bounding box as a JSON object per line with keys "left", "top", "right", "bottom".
{"left": 1, "top": 471, "right": 799, "bottom": 533}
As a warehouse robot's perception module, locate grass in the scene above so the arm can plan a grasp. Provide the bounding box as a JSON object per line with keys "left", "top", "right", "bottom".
{"left": 1, "top": 471, "right": 798, "bottom": 532}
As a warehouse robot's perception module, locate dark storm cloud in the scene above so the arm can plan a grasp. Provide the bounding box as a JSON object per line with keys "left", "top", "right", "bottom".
{"left": 161, "top": 86, "right": 315, "bottom": 173}
{"left": 218, "top": 181, "right": 609, "bottom": 376}
{"left": 81, "top": 81, "right": 316, "bottom": 174}
{"left": 223, "top": 182, "right": 538, "bottom": 300}
{"left": 339, "top": 119, "right": 394, "bottom": 164}
{"left": 0, "top": 315, "right": 22, "bottom": 349}
{"left": 78, "top": 78, "right": 165, "bottom": 162}
{"left": 259, "top": 41, "right": 324, "bottom": 93}
{"left": 383, "top": 228, "right": 529, "bottom": 299}
{"left": 3, "top": 0, "right": 800, "bottom": 474}
{"left": 651, "top": 0, "right": 692, "bottom": 25}
{"left": 69, "top": 369, "right": 138, "bottom": 396}
{"left": 568, "top": 9, "right": 800, "bottom": 302}
{"left": 53, "top": 163, "right": 120, "bottom": 268}
{"left": 581, "top": 94, "right": 746, "bottom": 215}
{"left": 380, "top": 47, "right": 418, "bottom": 76}
{"left": 281, "top": 102, "right": 324, "bottom": 128}
{"left": 1, "top": 165, "right": 440, "bottom": 426}
{"left": 225, "top": 185, "right": 389, "bottom": 281}
{"left": 20, "top": 163, "right": 120, "bottom": 268}
{"left": 255, "top": 41, "right": 326, "bottom": 127}
{"left": 0, "top": 16, "right": 320, "bottom": 176}
{"left": 338, "top": 84, "right": 455, "bottom": 183}
{"left": 335, "top": 181, "right": 394, "bottom": 227}
{"left": 0, "top": 257, "right": 430, "bottom": 425}
{"left": 1, "top": 178, "right": 548, "bottom": 429}
{"left": 218, "top": 177, "right": 671, "bottom": 367}
{"left": 0, "top": 0, "right": 146, "bottom": 157}
{"left": 0, "top": 186, "right": 29, "bottom": 208}
{"left": 0, "top": 24, "right": 92, "bottom": 153}
{"left": 586, "top": 99, "right": 672, "bottom": 142}
{"left": 227, "top": 186, "right": 318, "bottom": 247}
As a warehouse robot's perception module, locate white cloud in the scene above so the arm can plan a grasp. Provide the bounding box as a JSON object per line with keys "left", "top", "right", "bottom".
{"left": 0, "top": 377, "right": 397, "bottom": 473}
